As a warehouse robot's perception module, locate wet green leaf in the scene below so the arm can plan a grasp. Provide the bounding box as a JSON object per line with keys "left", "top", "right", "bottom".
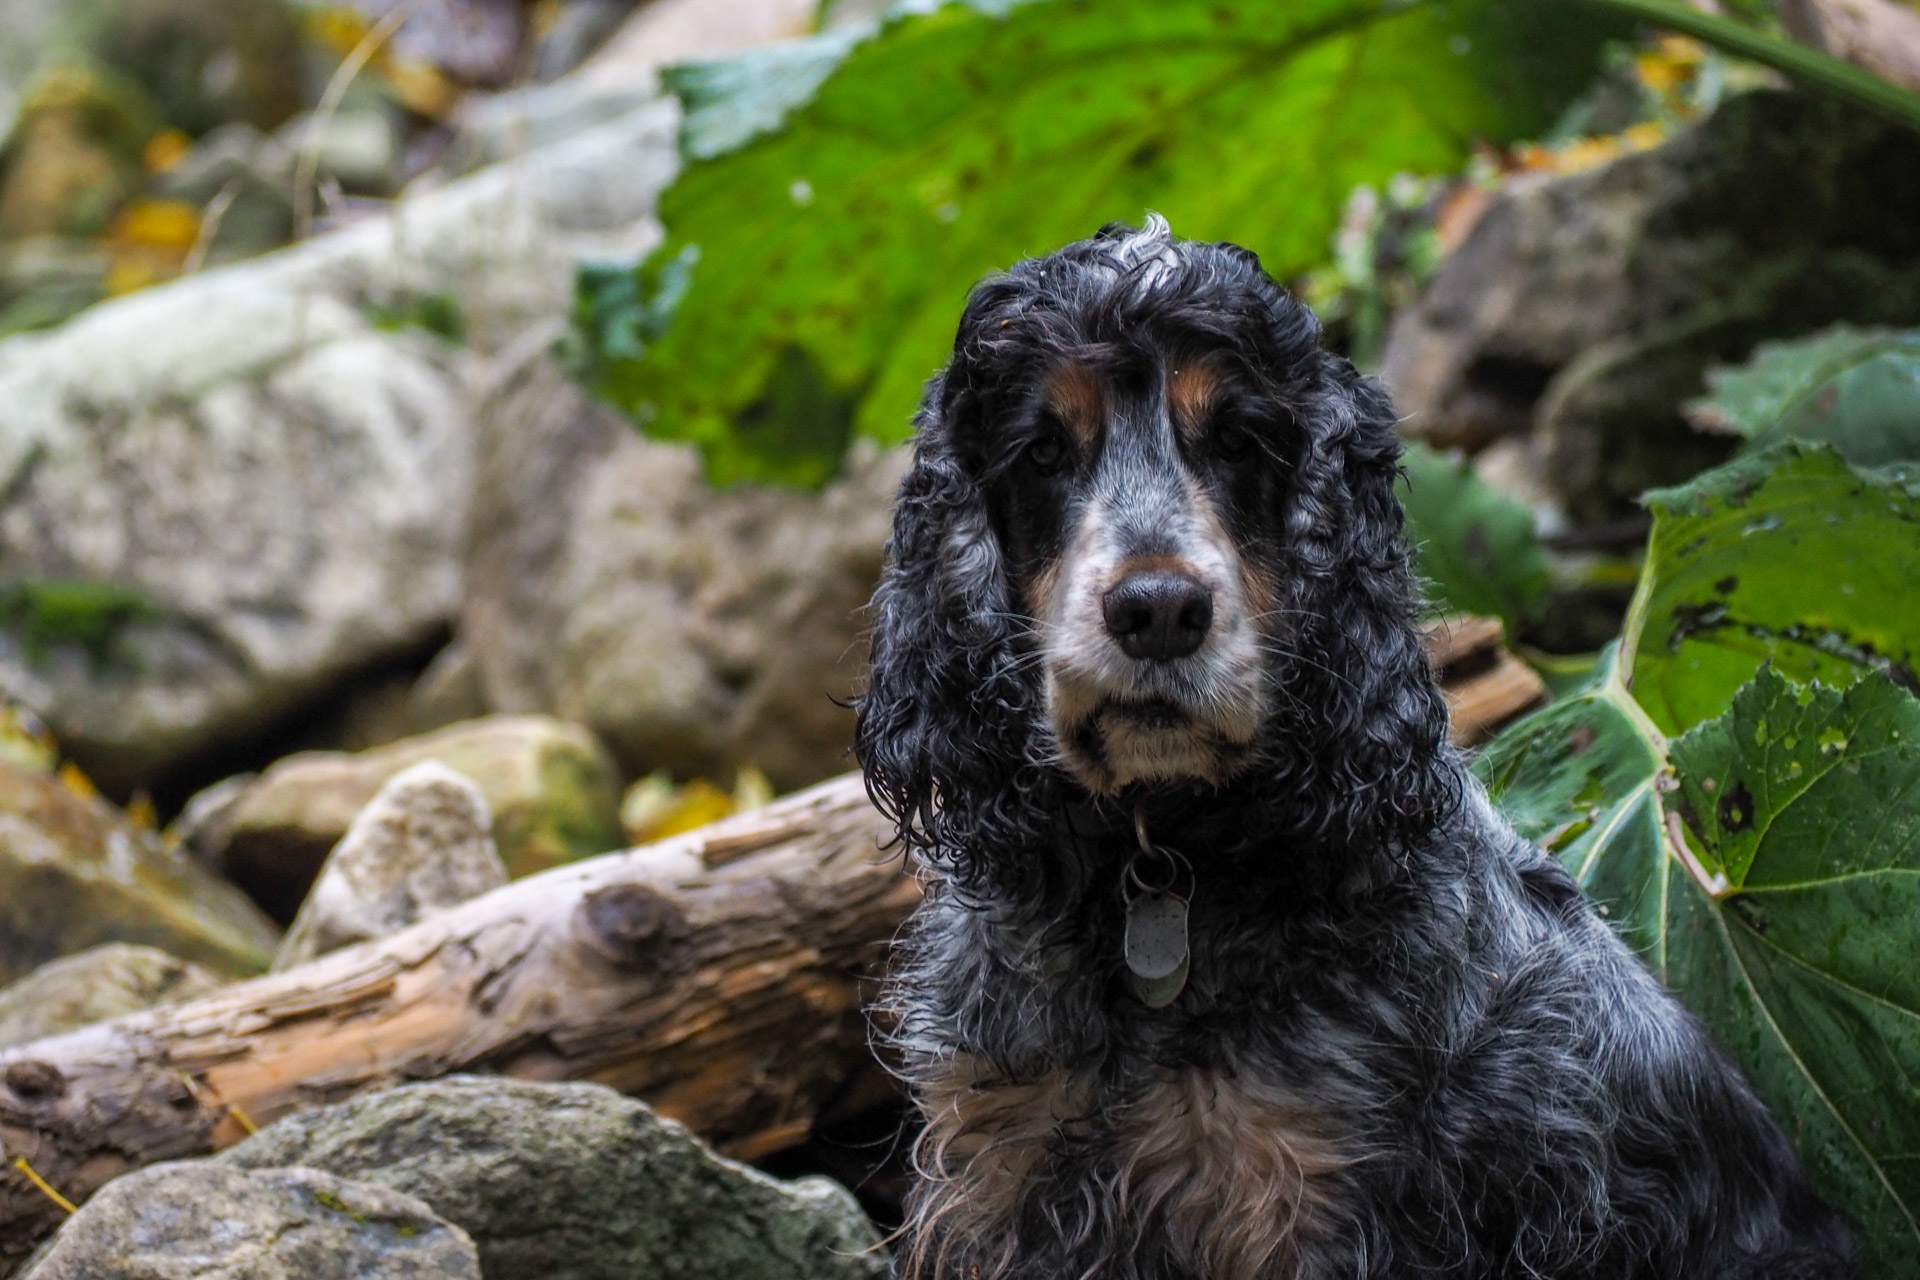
{"left": 575, "top": 0, "right": 1619, "bottom": 484}
{"left": 1630, "top": 443, "right": 1920, "bottom": 736}
{"left": 1479, "top": 443, "right": 1920, "bottom": 1272}
{"left": 1690, "top": 326, "right": 1920, "bottom": 469}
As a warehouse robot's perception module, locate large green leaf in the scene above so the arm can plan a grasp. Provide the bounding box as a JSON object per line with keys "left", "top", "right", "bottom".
{"left": 1477, "top": 444, "right": 1920, "bottom": 1271}
{"left": 1689, "top": 326, "right": 1920, "bottom": 469}
{"left": 1480, "top": 664, "right": 1920, "bottom": 1273}
{"left": 1399, "top": 442, "right": 1549, "bottom": 633}
{"left": 573, "top": 0, "right": 1619, "bottom": 484}
{"left": 1628, "top": 443, "right": 1920, "bottom": 736}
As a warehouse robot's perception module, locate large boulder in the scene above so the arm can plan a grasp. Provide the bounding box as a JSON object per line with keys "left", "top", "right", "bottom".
{"left": 22, "top": 1163, "right": 480, "bottom": 1280}
{"left": 465, "top": 355, "right": 905, "bottom": 791}
{"left": 0, "top": 96, "right": 680, "bottom": 797}
{"left": 1380, "top": 90, "right": 1920, "bottom": 522}
{"left": 220, "top": 1076, "right": 888, "bottom": 1280}
{"left": 0, "top": 759, "right": 278, "bottom": 985}
{"left": 273, "top": 760, "right": 507, "bottom": 970}
{"left": 0, "top": 281, "right": 475, "bottom": 796}
{"left": 0, "top": 941, "right": 221, "bottom": 1048}
{"left": 192, "top": 714, "right": 622, "bottom": 921}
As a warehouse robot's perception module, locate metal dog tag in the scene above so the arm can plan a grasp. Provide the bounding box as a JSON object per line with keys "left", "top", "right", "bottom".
{"left": 1125, "top": 890, "right": 1190, "bottom": 1007}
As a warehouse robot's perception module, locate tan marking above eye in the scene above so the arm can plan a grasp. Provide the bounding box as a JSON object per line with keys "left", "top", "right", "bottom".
{"left": 1042, "top": 363, "right": 1105, "bottom": 449}
{"left": 1168, "top": 361, "right": 1223, "bottom": 441}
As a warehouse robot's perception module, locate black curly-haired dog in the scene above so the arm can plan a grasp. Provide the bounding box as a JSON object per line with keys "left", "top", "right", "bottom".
{"left": 853, "top": 217, "right": 1856, "bottom": 1280}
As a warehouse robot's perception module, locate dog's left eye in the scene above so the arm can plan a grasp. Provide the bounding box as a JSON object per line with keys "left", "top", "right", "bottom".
{"left": 1212, "top": 421, "right": 1258, "bottom": 461}
{"left": 1025, "top": 433, "right": 1071, "bottom": 475}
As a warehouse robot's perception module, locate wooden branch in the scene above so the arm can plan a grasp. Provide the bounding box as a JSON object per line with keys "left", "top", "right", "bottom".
{"left": 0, "top": 617, "right": 1541, "bottom": 1268}
{"left": 0, "top": 775, "right": 913, "bottom": 1275}
{"left": 1777, "top": 0, "right": 1920, "bottom": 92}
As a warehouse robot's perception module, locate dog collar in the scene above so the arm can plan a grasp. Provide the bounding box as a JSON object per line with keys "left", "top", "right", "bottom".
{"left": 1124, "top": 807, "right": 1192, "bottom": 1008}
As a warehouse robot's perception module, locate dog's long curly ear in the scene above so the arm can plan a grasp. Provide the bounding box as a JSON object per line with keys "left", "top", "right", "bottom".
{"left": 1278, "top": 357, "right": 1458, "bottom": 853}
{"left": 855, "top": 374, "right": 1040, "bottom": 885}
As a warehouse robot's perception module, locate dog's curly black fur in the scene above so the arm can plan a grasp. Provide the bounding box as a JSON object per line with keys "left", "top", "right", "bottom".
{"left": 854, "top": 218, "right": 1857, "bottom": 1280}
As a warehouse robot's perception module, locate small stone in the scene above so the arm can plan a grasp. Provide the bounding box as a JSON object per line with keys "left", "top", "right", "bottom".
{"left": 23, "top": 1162, "right": 480, "bottom": 1280}
{"left": 273, "top": 762, "right": 507, "bottom": 970}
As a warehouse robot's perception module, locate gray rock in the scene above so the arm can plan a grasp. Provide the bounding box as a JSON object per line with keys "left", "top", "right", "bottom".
{"left": 0, "top": 97, "right": 679, "bottom": 795}
{"left": 0, "top": 281, "right": 475, "bottom": 793}
{"left": 465, "top": 353, "right": 905, "bottom": 791}
{"left": 0, "top": 759, "right": 279, "bottom": 986}
{"left": 274, "top": 761, "right": 506, "bottom": 970}
{"left": 1380, "top": 90, "right": 1920, "bottom": 522}
{"left": 23, "top": 1162, "right": 479, "bottom": 1280}
{"left": 0, "top": 942, "right": 222, "bottom": 1048}
{"left": 220, "top": 1076, "right": 888, "bottom": 1280}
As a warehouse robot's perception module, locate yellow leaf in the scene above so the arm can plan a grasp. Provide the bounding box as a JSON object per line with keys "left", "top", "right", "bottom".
{"left": 143, "top": 129, "right": 191, "bottom": 174}
{"left": 383, "top": 59, "right": 460, "bottom": 119}
{"left": 56, "top": 761, "right": 99, "bottom": 802}
{"left": 108, "top": 198, "right": 200, "bottom": 250}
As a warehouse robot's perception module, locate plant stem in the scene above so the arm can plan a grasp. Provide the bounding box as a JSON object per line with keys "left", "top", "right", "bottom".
{"left": 1573, "top": 0, "right": 1920, "bottom": 131}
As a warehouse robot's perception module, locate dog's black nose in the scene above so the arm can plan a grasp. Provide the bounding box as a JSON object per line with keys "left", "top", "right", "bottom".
{"left": 1102, "top": 571, "right": 1213, "bottom": 661}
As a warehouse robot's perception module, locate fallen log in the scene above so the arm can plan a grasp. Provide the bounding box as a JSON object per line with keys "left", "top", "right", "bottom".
{"left": 0, "top": 774, "right": 913, "bottom": 1273}
{"left": 0, "top": 617, "right": 1539, "bottom": 1267}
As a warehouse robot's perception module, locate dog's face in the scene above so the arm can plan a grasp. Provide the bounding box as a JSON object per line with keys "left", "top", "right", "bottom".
{"left": 858, "top": 217, "right": 1448, "bottom": 873}
{"left": 947, "top": 222, "right": 1311, "bottom": 794}
{"left": 981, "top": 349, "right": 1293, "bottom": 793}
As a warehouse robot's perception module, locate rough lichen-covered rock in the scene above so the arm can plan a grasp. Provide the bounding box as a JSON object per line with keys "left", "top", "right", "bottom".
{"left": 197, "top": 715, "right": 622, "bottom": 922}
{"left": 22, "top": 1162, "right": 480, "bottom": 1280}
{"left": 0, "top": 942, "right": 222, "bottom": 1048}
{"left": 464, "top": 354, "right": 905, "bottom": 791}
{"left": 273, "top": 761, "right": 507, "bottom": 970}
{"left": 220, "top": 1076, "right": 888, "bottom": 1280}
{"left": 1380, "top": 90, "right": 1920, "bottom": 521}
{"left": 0, "top": 98, "right": 678, "bottom": 797}
{"left": 0, "top": 759, "right": 279, "bottom": 986}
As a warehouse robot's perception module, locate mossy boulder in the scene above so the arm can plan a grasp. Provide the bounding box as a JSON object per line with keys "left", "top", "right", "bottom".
{"left": 0, "top": 759, "right": 279, "bottom": 985}
{"left": 220, "top": 1077, "right": 887, "bottom": 1280}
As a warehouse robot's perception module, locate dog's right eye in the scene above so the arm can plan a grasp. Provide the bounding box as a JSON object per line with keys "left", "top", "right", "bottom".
{"left": 1025, "top": 433, "right": 1071, "bottom": 476}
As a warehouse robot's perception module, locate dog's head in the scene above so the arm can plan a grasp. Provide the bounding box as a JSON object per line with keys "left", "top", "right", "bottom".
{"left": 857, "top": 218, "right": 1452, "bottom": 887}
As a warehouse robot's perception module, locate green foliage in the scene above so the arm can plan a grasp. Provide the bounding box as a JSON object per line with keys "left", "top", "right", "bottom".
{"left": 1629, "top": 444, "right": 1920, "bottom": 735}
{"left": 1399, "top": 442, "right": 1549, "bottom": 633}
{"left": 0, "top": 579, "right": 157, "bottom": 665}
{"left": 1690, "top": 326, "right": 1920, "bottom": 469}
{"left": 1476, "top": 444, "right": 1920, "bottom": 1272}
{"left": 573, "top": 0, "right": 1622, "bottom": 486}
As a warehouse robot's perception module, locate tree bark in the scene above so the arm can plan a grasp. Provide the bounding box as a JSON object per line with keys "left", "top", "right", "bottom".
{"left": 0, "top": 617, "right": 1536, "bottom": 1268}
{"left": 0, "top": 775, "right": 913, "bottom": 1274}
{"left": 1777, "top": 0, "right": 1920, "bottom": 93}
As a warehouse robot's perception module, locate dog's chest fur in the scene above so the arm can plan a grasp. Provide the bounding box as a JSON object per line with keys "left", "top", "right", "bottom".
{"left": 916, "top": 1054, "right": 1346, "bottom": 1280}
{"left": 897, "top": 881, "right": 1371, "bottom": 1280}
